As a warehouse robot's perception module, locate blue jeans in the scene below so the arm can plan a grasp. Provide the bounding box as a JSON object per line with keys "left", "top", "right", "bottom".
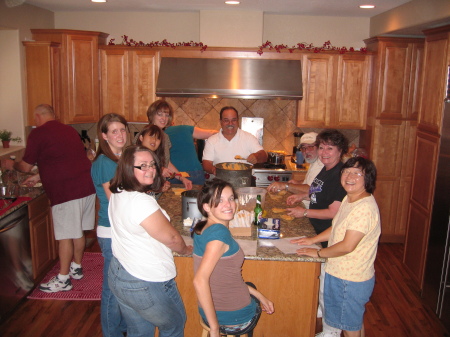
{"left": 98, "top": 237, "right": 127, "bottom": 337}
{"left": 108, "top": 256, "right": 186, "bottom": 337}
{"left": 169, "top": 169, "right": 205, "bottom": 186}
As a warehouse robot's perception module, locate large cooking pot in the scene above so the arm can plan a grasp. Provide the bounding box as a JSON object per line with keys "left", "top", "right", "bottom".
{"left": 267, "top": 151, "right": 286, "bottom": 165}
{"left": 215, "top": 162, "right": 253, "bottom": 188}
{"left": 181, "top": 190, "right": 203, "bottom": 220}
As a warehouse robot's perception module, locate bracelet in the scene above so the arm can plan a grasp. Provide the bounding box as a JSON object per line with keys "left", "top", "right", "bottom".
{"left": 303, "top": 209, "right": 308, "bottom": 218}
{"left": 285, "top": 183, "right": 289, "bottom": 191}
{"left": 317, "top": 249, "right": 322, "bottom": 258}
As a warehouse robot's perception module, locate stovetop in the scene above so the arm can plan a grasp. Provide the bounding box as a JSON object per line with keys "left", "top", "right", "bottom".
{"left": 253, "top": 162, "right": 287, "bottom": 170}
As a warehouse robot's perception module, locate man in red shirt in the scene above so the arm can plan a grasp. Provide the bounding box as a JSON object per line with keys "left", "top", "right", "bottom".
{"left": 5, "top": 104, "right": 95, "bottom": 292}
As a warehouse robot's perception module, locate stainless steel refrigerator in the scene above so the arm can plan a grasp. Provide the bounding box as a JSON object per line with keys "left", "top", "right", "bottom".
{"left": 422, "top": 65, "right": 450, "bottom": 331}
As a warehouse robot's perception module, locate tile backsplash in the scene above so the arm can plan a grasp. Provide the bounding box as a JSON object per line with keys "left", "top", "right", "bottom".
{"left": 70, "top": 98, "right": 360, "bottom": 155}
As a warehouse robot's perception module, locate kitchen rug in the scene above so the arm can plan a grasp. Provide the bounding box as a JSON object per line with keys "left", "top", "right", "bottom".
{"left": 27, "top": 252, "right": 103, "bottom": 301}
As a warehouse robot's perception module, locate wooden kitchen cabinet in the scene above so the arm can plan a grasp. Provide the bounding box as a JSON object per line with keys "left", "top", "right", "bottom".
{"left": 361, "top": 37, "right": 424, "bottom": 243}
{"left": 25, "top": 29, "right": 108, "bottom": 125}
{"left": 23, "top": 41, "right": 61, "bottom": 126}
{"left": 297, "top": 52, "right": 371, "bottom": 129}
{"left": 404, "top": 25, "right": 450, "bottom": 289}
{"left": 100, "top": 47, "right": 159, "bottom": 122}
{"left": 28, "top": 193, "right": 57, "bottom": 282}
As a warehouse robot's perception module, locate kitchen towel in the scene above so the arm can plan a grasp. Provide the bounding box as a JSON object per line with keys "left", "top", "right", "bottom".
{"left": 27, "top": 252, "right": 102, "bottom": 301}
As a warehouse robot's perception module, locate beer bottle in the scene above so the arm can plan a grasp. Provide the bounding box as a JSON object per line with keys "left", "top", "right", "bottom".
{"left": 254, "top": 195, "right": 263, "bottom": 226}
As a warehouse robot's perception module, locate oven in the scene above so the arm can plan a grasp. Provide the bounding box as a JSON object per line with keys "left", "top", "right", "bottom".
{"left": 252, "top": 163, "right": 292, "bottom": 187}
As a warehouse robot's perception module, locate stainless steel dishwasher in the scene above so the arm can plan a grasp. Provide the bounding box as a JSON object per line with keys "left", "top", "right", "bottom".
{"left": 0, "top": 205, "right": 33, "bottom": 321}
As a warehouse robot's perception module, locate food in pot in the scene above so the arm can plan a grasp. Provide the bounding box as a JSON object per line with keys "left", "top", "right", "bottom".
{"left": 220, "top": 162, "right": 250, "bottom": 170}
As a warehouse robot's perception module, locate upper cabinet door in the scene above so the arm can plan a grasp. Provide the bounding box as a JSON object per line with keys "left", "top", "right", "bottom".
{"left": 334, "top": 54, "right": 371, "bottom": 129}
{"left": 297, "top": 53, "right": 335, "bottom": 128}
{"left": 100, "top": 48, "right": 158, "bottom": 122}
{"left": 30, "top": 29, "right": 108, "bottom": 124}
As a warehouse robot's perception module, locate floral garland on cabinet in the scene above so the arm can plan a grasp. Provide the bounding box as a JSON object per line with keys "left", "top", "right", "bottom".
{"left": 108, "top": 35, "right": 367, "bottom": 55}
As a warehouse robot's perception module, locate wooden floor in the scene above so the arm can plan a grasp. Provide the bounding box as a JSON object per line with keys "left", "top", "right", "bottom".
{"left": 0, "top": 243, "right": 448, "bottom": 337}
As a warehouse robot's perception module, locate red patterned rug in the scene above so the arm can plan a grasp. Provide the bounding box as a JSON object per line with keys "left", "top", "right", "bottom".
{"left": 28, "top": 252, "right": 103, "bottom": 301}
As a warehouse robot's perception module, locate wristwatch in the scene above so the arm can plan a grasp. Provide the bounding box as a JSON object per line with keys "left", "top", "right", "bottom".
{"left": 303, "top": 209, "right": 308, "bottom": 218}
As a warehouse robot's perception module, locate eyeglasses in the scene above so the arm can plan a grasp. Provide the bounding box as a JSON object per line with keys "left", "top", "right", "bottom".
{"left": 342, "top": 169, "right": 364, "bottom": 178}
{"left": 156, "top": 111, "right": 170, "bottom": 118}
{"left": 134, "top": 162, "right": 156, "bottom": 171}
{"left": 300, "top": 145, "right": 316, "bottom": 151}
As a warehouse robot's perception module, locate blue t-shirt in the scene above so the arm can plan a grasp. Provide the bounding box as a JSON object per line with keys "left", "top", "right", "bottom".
{"left": 194, "top": 224, "right": 257, "bottom": 325}
{"left": 91, "top": 154, "right": 117, "bottom": 227}
{"left": 165, "top": 125, "right": 202, "bottom": 172}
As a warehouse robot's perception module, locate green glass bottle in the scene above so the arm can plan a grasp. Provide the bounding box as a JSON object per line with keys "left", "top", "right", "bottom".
{"left": 254, "top": 194, "right": 263, "bottom": 226}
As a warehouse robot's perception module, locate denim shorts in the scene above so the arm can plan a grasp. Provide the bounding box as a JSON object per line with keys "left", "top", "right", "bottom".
{"left": 323, "top": 272, "right": 375, "bottom": 331}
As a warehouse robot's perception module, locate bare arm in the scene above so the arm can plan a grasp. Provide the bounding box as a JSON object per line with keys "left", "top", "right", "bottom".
{"left": 291, "top": 226, "right": 332, "bottom": 245}
{"left": 247, "top": 150, "right": 268, "bottom": 164}
{"left": 193, "top": 240, "right": 229, "bottom": 337}
{"left": 247, "top": 286, "right": 275, "bottom": 315}
{"left": 296, "top": 229, "right": 364, "bottom": 258}
{"left": 202, "top": 159, "right": 216, "bottom": 175}
{"left": 286, "top": 200, "right": 341, "bottom": 220}
{"left": 193, "top": 127, "right": 218, "bottom": 140}
{"left": 140, "top": 210, "right": 193, "bottom": 255}
{"left": 167, "top": 160, "right": 193, "bottom": 190}
{"left": 7, "top": 159, "right": 34, "bottom": 173}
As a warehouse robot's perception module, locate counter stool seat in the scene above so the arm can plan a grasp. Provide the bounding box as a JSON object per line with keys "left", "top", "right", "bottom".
{"left": 199, "top": 318, "right": 249, "bottom": 337}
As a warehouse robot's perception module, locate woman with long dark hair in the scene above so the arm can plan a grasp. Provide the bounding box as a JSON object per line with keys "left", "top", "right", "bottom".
{"left": 192, "top": 179, "right": 274, "bottom": 337}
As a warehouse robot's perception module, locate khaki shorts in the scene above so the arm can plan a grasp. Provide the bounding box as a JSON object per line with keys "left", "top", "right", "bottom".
{"left": 51, "top": 194, "right": 95, "bottom": 240}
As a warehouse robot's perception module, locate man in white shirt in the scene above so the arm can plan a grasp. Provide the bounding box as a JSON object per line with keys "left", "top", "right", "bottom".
{"left": 202, "top": 106, "right": 268, "bottom": 175}
{"left": 267, "top": 132, "right": 324, "bottom": 208}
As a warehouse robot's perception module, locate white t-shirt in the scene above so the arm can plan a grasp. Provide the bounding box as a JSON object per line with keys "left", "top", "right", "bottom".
{"left": 202, "top": 128, "right": 264, "bottom": 166}
{"left": 302, "top": 159, "right": 324, "bottom": 209}
{"left": 109, "top": 190, "right": 176, "bottom": 282}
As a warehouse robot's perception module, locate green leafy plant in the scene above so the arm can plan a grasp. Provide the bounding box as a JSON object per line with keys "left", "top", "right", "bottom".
{"left": 0, "top": 129, "right": 22, "bottom": 142}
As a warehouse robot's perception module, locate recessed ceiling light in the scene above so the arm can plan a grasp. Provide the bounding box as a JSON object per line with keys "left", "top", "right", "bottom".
{"left": 92, "top": 0, "right": 107, "bottom": 3}
{"left": 225, "top": 1, "right": 240, "bottom": 5}
{"left": 360, "top": 5, "right": 375, "bottom": 9}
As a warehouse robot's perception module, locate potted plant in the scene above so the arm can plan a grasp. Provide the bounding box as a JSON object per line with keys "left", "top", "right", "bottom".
{"left": 0, "top": 129, "right": 22, "bottom": 148}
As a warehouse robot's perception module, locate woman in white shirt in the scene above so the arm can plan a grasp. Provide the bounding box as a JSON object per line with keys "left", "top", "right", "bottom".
{"left": 108, "top": 145, "right": 193, "bottom": 337}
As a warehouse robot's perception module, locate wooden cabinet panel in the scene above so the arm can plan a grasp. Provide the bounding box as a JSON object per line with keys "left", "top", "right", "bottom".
{"left": 27, "top": 29, "right": 108, "bottom": 125}
{"left": 335, "top": 54, "right": 370, "bottom": 129}
{"left": 64, "top": 34, "right": 101, "bottom": 123}
{"left": 297, "top": 54, "right": 335, "bottom": 128}
{"left": 404, "top": 202, "right": 430, "bottom": 286}
{"left": 407, "top": 44, "right": 424, "bottom": 120}
{"left": 100, "top": 49, "right": 129, "bottom": 116}
{"left": 374, "top": 179, "right": 401, "bottom": 242}
{"left": 129, "top": 50, "right": 158, "bottom": 122}
{"left": 23, "top": 42, "right": 61, "bottom": 125}
{"left": 419, "top": 36, "right": 448, "bottom": 133}
{"left": 100, "top": 47, "right": 158, "bottom": 122}
{"left": 28, "top": 194, "right": 57, "bottom": 282}
{"left": 410, "top": 132, "right": 439, "bottom": 212}
{"left": 371, "top": 121, "right": 404, "bottom": 177}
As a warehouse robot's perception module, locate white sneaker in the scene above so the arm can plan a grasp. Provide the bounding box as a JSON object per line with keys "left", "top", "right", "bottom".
{"left": 315, "top": 332, "right": 340, "bottom": 337}
{"left": 69, "top": 264, "right": 84, "bottom": 280}
{"left": 39, "top": 275, "right": 73, "bottom": 293}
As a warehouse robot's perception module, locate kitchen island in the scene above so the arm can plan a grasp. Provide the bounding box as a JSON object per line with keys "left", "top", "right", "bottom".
{"left": 159, "top": 186, "right": 323, "bottom": 337}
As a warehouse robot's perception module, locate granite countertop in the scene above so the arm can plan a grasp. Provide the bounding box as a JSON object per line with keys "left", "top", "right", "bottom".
{"left": 158, "top": 185, "right": 324, "bottom": 263}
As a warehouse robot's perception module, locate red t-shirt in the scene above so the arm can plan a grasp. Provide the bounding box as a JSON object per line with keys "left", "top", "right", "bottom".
{"left": 23, "top": 120, "right": 95, "bottom": 206}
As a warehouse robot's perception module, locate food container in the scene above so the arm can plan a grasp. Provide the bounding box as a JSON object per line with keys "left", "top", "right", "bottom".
{"left": 215, "top": 162, "right": 253, "bottom": 188}
{"left": 267, "top": 151, "right": 286, "bottom": 165}
{"left": 258, "top": 218, "right": 281, "bottom": 239}
{"left": 181, "top": 190, "right": 203, "bottom": 221}
{"left": 229, "top": 209, "right": 253, "bottom": 236}
{"left": 236, "top": 187, "right": 267, "bottom": 212}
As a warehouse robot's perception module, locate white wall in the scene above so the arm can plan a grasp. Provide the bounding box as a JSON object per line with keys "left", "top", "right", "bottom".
{"left": 0, "top": 30, "right": 24, "bottom": 143}
{"left": 55, "top": 11, "right": 370, "bottom": 49}
{"left": 55, "top": 11, "right": 200, "bottom": 44}
{"left": 264, "top": 15, "right": 370, "bottom": 50}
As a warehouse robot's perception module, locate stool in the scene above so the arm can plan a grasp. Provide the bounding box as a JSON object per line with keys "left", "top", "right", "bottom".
{"left": 199, "top": 318, "right": 249, "bottom": 337}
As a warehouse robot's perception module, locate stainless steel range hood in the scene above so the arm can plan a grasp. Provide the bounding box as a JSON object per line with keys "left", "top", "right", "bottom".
{"left": 156, "top": 57, "right": 303, "bottom": 100}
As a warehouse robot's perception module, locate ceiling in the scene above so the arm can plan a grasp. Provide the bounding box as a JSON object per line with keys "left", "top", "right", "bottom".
{"left": 23, "top": 0, "right": 412, "bottom": 18}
